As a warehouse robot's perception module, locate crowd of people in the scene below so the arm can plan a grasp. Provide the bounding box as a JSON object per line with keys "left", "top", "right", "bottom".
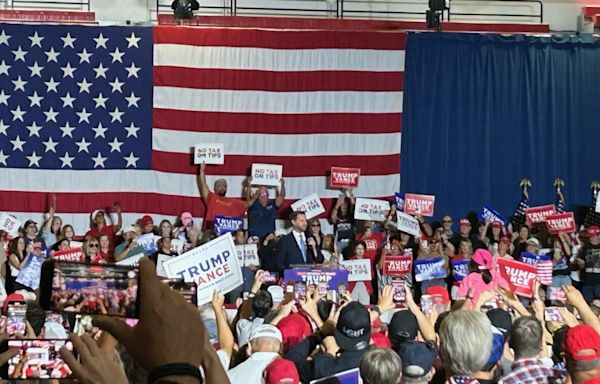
{"left": 0, "top": 165, "right": 598, "bottom": 383}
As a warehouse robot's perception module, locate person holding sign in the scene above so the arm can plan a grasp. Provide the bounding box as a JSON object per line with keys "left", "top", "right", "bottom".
{"left": 246, "top": 181, "right": 285, "bottom": 240}
{"left": 275, "top": 212, "right": 323, "bottom": 273}
{"left": 347, "top": 240, "right": 373, "bottom": 304}
{"left": 416, "top": 235, "right": 449, "bottom": 294}
{"left": 197, "top": 163, "right": 246, "bottom": 230}
{"left": 457, "top": 249, "right": 509, "bottom": 306}
{"left": 576, "top": 225, "right": 600, "bottom": 303}
{"left": 330, "top": 189, "right": 356, "bottom": 253}
{"left": 21, "top": 219, "right": 47, "bottom": 252}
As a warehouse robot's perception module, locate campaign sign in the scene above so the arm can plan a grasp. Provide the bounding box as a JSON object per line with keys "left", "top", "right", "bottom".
{"left": 478, "top": 205, "right": 507, "bottom": 226}
{"left": 382, "top": 255, "right": 412, "bottom": 277}
{"left": 193, "top": 143, "right": 224, "bottom": 165}
{"left": 414, "top": 257, "right": 447, "bottom": 282}
{"left": 16, "top": 254, "right": 44, "bottom": 290}
{"left": 291, "top": 193, "right": 325, "bottom": 220}
{"left": 521, "top": 252, "right": 551, "bottom": 267}
{"left": 396, "top": 211, "right": 420, "bottom": 237}
{"left": 163, "top": 233, "right": 242, "bottom": 305}
{"left": 52, "top": 247, "right": 83, "bottom": 262}
{"left": 354, "top": 198, "right": 390, "bottom": 222}
{"left": 451, "top": 259, "right": 470, "bottom": 282}
{"left": 214, "top": 216, "right": 243, "bottom": 235}
{"left": 116, "top": 253, "right": 145, "bottom": 267}
{"left": 235, "top": 244, "right": 260, "bottom": 267}
{"left": 310, "top": 368, "right": 360, "bottom": 384}
{"left": 251, "top": 163, "right": 283, "bottom": 187}
{"left": 156, "top": 254, "right": 173, "bottom": 278}
{"left": 596, "top": 196, "right": 600, "bottom": 213}
{"left": 545, "top": 212, "right": 576, "bottom": 234}
{"left": 394, "top": 192, "right": 404, "bottom": 211}
{"left": 496, "top": 258, "right": 537, "bottom": 298}
{"left": 340, "top": 259, "right": 372, "bottom": 282}
{"left": 135, "top": 233, "right": 160, "bottom": 254}
{"left": 330, "top": 167, "right": 360, "bottom": 189}
{"left": 0, "top": 213, "right": 21, "bottom": 237}
{"left": 525, "top": 205, "right": 556, "bottom": 225}
{"left": 404, "top": 194, "right": 435, "bottom": 217}
{"left": 69, "top": 241, "right": 83, "bottom": 249}
{"left": 283, "top": 268, "right": 349, "bottom": 290}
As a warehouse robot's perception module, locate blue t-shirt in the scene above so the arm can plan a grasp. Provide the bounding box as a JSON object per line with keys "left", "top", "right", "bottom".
{"left": 248, "top": 200, "right": 277, "bottom": 239}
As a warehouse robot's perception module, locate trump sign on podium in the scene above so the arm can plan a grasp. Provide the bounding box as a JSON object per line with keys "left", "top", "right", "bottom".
{"left": 163, "top": 232, "right": 242, "bottom": 305}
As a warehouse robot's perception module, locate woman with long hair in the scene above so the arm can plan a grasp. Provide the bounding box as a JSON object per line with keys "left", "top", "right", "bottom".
{"left": 329, "top": 189, "right": 356, "bottom": 253}
{"left": 60, "top": 225, "right": 75, "bottom": 242}
{"left": 83, "top": 238, "right": 101, "bottom": 264}
{"left": 97, "top": 234, "right": 113, "bottom": 263}
{"left": 42, "top": 205, "right": 63, "bottom": 250}
{"left": 6, "top": 236, "right": 28, "bottom": 293}
{"left": 457, "top": 249, "right": 509, "bottom": 305}
{"left": 347, "top": 240, "right": 372, "bottom": 305}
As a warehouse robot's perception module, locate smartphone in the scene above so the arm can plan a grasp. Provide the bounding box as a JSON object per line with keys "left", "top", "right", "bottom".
{"left": 2, "top": 339, "right": 76, "bottom": 379}
{"left": 420, "top": 294, "right": 433, "bottom": 315}
{"left": 39, "top": 260, "right": 140, "bottom": 318}
{"left": 262, "top": 272, "right": 278, "bottom": 285}
{"left": 392, "top": 280, "right": 405, "bottom": 303}
{"left": 294, "top": 282, "right": 307, "bottom": 302}
{"left": 545, "top": 307, "right": 563, "bottom": 322}
{"left": 317, "top": 282, "right": 328, "bottom": 299}
{"left": 6, "top": 302, "right": 27, "bottom": 337}
{"left": 548, "top": 287, "right": 566, "bottom": 302}
{"left": 163, "top": 279, "right": 197, "bottom": 306}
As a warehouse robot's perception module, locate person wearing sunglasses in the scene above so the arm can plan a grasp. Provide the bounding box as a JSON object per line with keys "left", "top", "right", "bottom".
{"left": 83, "top": 239, "right": 101, "bottom": 264}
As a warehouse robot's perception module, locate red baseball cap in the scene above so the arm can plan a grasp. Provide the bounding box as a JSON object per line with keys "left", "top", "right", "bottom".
{"left": 140, "top": 215, "right": 153, "bottom": 226}
{"left": 276, "top": 313, "right": 312, "bottom": 351}
{"left": 426, "top": 286, "right": 450, "bottom": 305}
{"left": 263, "top": 358, "right": 299, "bottom": 384}
{"left": 3, "top": 293, "right": 24, "bottom": 315}
{"left": 565, "top": 325, "right": 600, "bottom": 361}
{"left": 587, "top": 225, "right": 600, "bottom": 237}
{"left": 500, "top": 236, "right": 511, "bottom": 244}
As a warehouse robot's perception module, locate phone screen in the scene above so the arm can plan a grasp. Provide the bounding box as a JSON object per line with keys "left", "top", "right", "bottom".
{"left": 42, "top": 261, "right": 140, "bottom": 318}
{"left": 162, "top": 279, "right": 197, "bottom": 306}
{"left": 7, "top": 302, "right": 27, "bottom": 337}
{"left": 6, "top": 339, "right": 76, "bottom": 379}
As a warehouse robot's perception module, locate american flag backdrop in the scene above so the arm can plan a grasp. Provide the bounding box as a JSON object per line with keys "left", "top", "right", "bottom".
{"left": 0, "top": 24, "right": 404, "bottom": 234}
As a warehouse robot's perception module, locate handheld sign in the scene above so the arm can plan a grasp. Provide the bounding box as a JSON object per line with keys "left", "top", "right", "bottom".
{"left": 135, "top": 234, "right": 160, "bottom": 254}
{"left": 451, "top": 259, "right": 470, "bottom": 281}
{"left": 525, "top": 205, "right": 556, "bottom": 225}
{"left": 251, "top": 163, "right": 283, "bottom": 187}
{"left": 214, "top": 216, "right": 243, "bottom": 235}
{"left": 340, "top": 259, "right": 372, "bottom": 282}
{"left": 52, "top": 247, "right": 83, "bottom": 262}
{"left": 396, "top": 211, "right": 420, "bottom": 237}
{"left": 382, "top": 255, "right": 412, "bottom": 276}
{"left": 414, "top": 257, "right": 447, "bottom": 282}
{"left": 16, "top": 254, "right": 44, "bottom": 290}
{"left": 235, "top": 244, "right": 260, "bottom": 267}
{"left": 156, "top": 254, "right": 173, "bottom": 278}
{"left": 394, "top": 192, "right": 404, "bottom": 211}
{"left": 284, "top": 268, "right": 349, "bottom": 290}
{"left": 116, "top": 253, "right": 145, "bottom": 267}
{"left": 163, "top": 233, "right": 242, "bottom": 305}
{"left": 0, "top": 213, "right": 21, "bottom": 237}
{"left": 545, "top": 212, "right": 576, "bottom": 234}
{"left": 291, "top": 193, "right": 325, "bottom": 220}
{"left": 330, "top": 167, "right": 360, "bottom": 189}
{"left": 478, "top": 206, "right": 507, "bottom": 226}
{"left": 354, "top": 198, "right": 390, "bottom": 222}
{"left": 404, "top": 193, "right": 435, "bottom": 217}
{"left": 193, "top": 143, "right": 224, "bottom": 165}
{"left": 310, "top": 368, "right": 360, "bottom": 384}
{"left": 496, "top": 258, "right": 537, "bottom": 298}
{"left": 596, "top": 196, "right": 600, "bottom": 213}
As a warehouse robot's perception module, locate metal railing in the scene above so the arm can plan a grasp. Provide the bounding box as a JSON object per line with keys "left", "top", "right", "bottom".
{"left": 448, "top": 0, "right": 543, "bottom": 24}
{"left": 8, "top": 0, "right": 90, "bottom": 11}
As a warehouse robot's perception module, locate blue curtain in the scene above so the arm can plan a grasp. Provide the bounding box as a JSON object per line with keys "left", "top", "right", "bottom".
{"left": 401, "top": 32, "right": 600, "bottom": 223}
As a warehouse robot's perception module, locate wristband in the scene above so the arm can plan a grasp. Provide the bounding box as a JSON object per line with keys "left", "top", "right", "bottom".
{"left": 148, "top": 363, "right": 201, "bottom": 384}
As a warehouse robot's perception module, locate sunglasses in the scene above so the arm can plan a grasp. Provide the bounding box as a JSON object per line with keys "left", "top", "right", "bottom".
{"left": 89, "top": 244, "right": 99, "bottom": 248}
{"left": 430, "top": 240, "right": 440, "bottom": 244}
{"left": 442, "top": 220, "right": 452, "bottom": 224}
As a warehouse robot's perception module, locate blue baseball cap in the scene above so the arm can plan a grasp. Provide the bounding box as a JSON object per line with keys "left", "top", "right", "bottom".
{"left": 398, "top": 341, "right": 436, "bottom": 378}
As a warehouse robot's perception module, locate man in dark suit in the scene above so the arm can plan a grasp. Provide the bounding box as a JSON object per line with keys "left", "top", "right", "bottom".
{"left": 275, "top": 211, "right": 317, "bottom": 273}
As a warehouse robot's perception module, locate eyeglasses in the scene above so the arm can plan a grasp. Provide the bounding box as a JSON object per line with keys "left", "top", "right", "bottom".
{"left": 442, "top": 220, "right": 452, "bottom": 224}
{"left": 89, "top": 244, "right": 99, "bottom": 248}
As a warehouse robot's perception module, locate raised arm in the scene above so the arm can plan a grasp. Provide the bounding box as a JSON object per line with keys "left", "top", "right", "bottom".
{"left": 112, "top": 202, "right": 122, "bottom": 232}
{"left": 245, "top": 178, "right": 258, "bottom": 208}
{"left": 197, "top": 163, "right": 210, "bottom": 200}
{"left": 211, "top": 291, "right": 234, "bottom": 359}
{"left": 275, "top": 178, "right": 285, "bottom": 207}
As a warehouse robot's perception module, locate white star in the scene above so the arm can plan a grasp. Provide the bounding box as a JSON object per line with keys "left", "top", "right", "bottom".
{"left": 28, "top": 31, "right": 44, "bottom": 47}
{"left": 77, "top": 78, "right": 92, "bottom": 93}
{"left": 0, "top": 30, "right": 10, "bottom": 45}
{"left": 109, "top": 107, "right": 124, "bottom": 123}
{"left": 125, "top": 91, "right": 140, "bottom": 107}
{"left": 61, "top": 33, "right": 76, "bottom": 48}
{"left": 0, "top": 150, "right": 8, "bottom": 166}
{"left": 124, "top": 152, "right": 139, "bottom": 168}
{"left": 27, "top": 91, "right": 42, "bottom": 108}
{"left": 43, "top": 137, "right": 58, "bottom": 153}
{"left": 126, "top": 32, "right": 141, "bottom": 48}
{"left": 44, "top": 77, "right": 60, "bottom": 93}
{"left": 93, "top": 63, "right": 108, "bottom": 78}
{"left": 92, "top": 122, "right": 108, "bottom": 138}
{"left": 76, "top": 137, "right": 91, "bottom": 153}
{"left": 12, "top": 46, "right": 26, "bottom": 62}
{"left": 92, "top": 152, "right": 107, "bottom": 168}
{"left": 59, "top": 152, "right": 74, "bottom": 168}
{"left": 44, "top": 107, "right": 59, "bottom": 123}
{"left": 76, "top": 108, "right": 92, "bottom": 123}
{"left": 77, "top": 48, "right": 92, "bottom": 63}
{"left": 28, "top": 61, "right": 44, "bottom": 77}
{"left": 93, "top": 93, "right": 108, "bottom": 108}
{"left": 0, "top": 90, "right": 9, "bottom": 106}
{"left": 26, "top": 151, "right": 42, "bottom": 167}
{"left": 125, "top": 122, "right": 139, "bottom": 138}
{"left": 108, "top": 137, "right": 123, "bottom": 152}
{"left": 94, "top": 33, "right": 109, "bottom": 49}
{"left": 60, "top": 92, "right": 75, "bottom": 108}
{"left": 109, "top": 47, "right": 125, "bottom": 63}
{"left": 10, "top": 135, "right": 26, "bottom": 152}
{"left": 12, "top": 76, "right": 27, "bottom": 92}
{"left": 11, "top": 105, "right": 26, "bottom": 122}
{"left": 61, "top": 62, "right": 76, "bottom": 78}
{"left": 45, "top": 47, "right": 60, "bottom": 63}
{"left": 125, "top": 62, "right": 140, "bottom": 78}
{"left": 109, "top": 77, "right": 124, "bottom": 93}
{"left": 0, "top": 60, "right": 10, "bottom": 76}
{"left": 0, "top": 120, "right": 8, "bottom": 135}
{"left": 26, "top": 121, "right": 42, "bottom": 137}
{"left": 59, "top": 121, "right": 75, "bottom": 138}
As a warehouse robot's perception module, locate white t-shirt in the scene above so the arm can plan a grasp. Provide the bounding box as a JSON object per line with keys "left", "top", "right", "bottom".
{"left": 227, "top": 352, "right": 280, "bottom": 384}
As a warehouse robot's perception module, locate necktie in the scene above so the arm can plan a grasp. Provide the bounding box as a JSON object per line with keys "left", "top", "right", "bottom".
{"left": 300, "top": 234, "right": 307, "bottom": 262}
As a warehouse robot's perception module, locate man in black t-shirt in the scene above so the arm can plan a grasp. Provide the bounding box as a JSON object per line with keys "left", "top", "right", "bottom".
{"left": 577, "top": 225, "right": 600, "bottom": 303}
{"left": 449, "top": 218, "right": 485, "bottom": 254}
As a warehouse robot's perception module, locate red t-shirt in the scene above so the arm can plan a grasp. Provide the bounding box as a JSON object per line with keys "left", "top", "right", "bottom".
{"left": 85, "top": 225, "right": 115, "bottom": 241}
{"left": 356, "top": 231, "right": 384, "bottom": 266}
{"left": 204, "top": 192, "right": 246, "bottom": 228}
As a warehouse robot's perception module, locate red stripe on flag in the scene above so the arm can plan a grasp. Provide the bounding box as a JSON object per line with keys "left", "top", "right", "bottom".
{"left": 153, "top": 27, "right": 407, "bottom": 50}
{"left": 151, "top": 151, "right": 401, "bottom": 176}
{"left": 154, "top": 67, "right": 404, "bottom": 92}
{"left": 153, "top": 109, "right": 402, "bottom": 134}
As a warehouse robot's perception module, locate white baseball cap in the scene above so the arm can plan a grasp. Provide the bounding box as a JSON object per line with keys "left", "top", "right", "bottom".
{"left": 249, "top": 324, "right": 283, "bottom": 343}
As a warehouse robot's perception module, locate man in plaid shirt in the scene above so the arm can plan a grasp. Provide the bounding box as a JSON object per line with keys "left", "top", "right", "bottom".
{"left": 499, "top": 316, "right": 566, "bottom": 384}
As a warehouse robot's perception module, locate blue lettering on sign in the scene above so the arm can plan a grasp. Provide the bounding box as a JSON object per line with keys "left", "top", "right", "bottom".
{"left": 395, "top": 192, "right": 404, "bottom": 211}
{"left": 451, "top": 259, "right": 470, "bottom": 281}
{"left": 214, "top": 216, "right": 243, "bottom": 235}
{"left": 478, "top": 205, "right": 507, "bottom": 226}
{"left": 414, "top": 257, "right": 447, "bottom": 282}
